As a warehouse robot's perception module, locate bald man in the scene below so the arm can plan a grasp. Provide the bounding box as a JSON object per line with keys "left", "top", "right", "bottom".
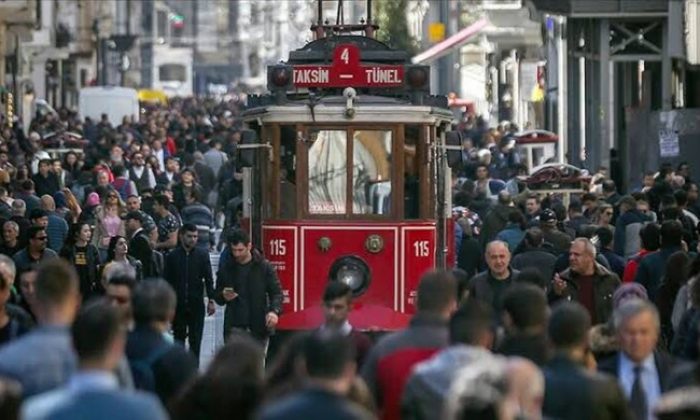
{"left": 550, "top": 238, "right": 621, "bottom": 324}
{"left": 468, "top": 240, "right": 520, "bottom": 315}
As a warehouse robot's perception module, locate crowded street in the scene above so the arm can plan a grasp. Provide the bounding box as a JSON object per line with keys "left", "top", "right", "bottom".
{"left": 1, "top": 0, "right": 700, "bottom": 419}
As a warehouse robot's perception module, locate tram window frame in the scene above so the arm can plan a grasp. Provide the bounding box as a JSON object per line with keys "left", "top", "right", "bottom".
{"left": 351, "top": 129, "right": 393, "bottom": 216}
{"left": 297, "top": 125, "right": 403, "bottom": 220}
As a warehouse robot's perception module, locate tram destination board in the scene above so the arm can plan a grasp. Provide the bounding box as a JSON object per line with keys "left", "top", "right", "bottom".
{"left": 292, "top": 44, "right": 404, "bottom": 88}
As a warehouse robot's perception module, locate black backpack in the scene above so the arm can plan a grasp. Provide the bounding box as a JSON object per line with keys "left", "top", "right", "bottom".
{"left": 130, "top": 344, "right": 171, "bottom": 392}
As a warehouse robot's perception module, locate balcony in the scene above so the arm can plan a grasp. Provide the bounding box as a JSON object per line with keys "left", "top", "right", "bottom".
{"left": 531, "top": 0, "right": 669, "bottom": 17}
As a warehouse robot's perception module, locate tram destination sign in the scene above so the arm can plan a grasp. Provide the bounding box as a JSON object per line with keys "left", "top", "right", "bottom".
{"left": 292, "top": 44, "right": 404, "bottom": 88}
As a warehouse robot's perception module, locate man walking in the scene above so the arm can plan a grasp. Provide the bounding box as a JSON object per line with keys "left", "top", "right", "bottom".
{"left": 259, "top": 331, "right": 373, "bottom": 420}
{"left": 23, "top": 301, "right": 167, "bottom": 420}
{"left": 550, "top": 238, "right": 621, "bottom": 324}
{"left": 469, "top": 240, "right": 520, "bottom": 315}
{"left": 214, "top": 229, "right": 282, "bottom": 348}
{"left": 0, "top": 259, "right": 79, "bottom": 397}
{"left": 402, "top": 300, "right": 494, "bottom": 420}
{"left": 126, "top": 279, "right": 197, "bottom": 405}
{"left": 125, "top": 211, "right": 155, "bottom": 278}
{"left": 598, "top": 299, "right": 675, "bottom": 420}
{"left": 164, "top": 224, "right": 215, "bottom": 360}
{"left": 543, "top": 302, "right": 630, "bottom": 420}
{"left": 319, "top": 282, "right": 372, "bottom": 366}
{"left": 13, "top": 226, "right": 58, "bottom": 275}
{"left": 361, "top": 271, "right": 456, "bottom": 420}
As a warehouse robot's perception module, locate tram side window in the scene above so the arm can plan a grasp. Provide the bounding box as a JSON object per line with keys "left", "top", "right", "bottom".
{"left": 352, "top": 130, "right": 392, "bottom": 215}
{"left": 279, "top": 125, "right": 297, "bottom": 219}
{"left": 308, "top": 130, "right": 347, "bottom": 215}
{"left": 404, "top": 125, "right": 420, "bottom": 219}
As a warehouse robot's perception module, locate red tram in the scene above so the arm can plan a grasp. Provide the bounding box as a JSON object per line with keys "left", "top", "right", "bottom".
{"left": 238, "top": 6, "right": 457, "bottom": 331}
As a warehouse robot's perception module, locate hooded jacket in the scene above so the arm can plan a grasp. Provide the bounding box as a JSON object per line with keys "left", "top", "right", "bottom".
{"left": 480, "top": 204, "right": 512, "bottom": 247}
{"left": 613, "top": 208, "right": 650, "bottom": 258}
{"left": 401, "top": 345, "right": 493, "bottom": 420}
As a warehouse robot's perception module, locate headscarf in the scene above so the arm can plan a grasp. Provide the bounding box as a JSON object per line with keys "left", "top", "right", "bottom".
{"left": 613, "top": 283, "right": 648, "bottom": 309}
{"left": 86, "top": 192, "right": 100, "bottom": 207}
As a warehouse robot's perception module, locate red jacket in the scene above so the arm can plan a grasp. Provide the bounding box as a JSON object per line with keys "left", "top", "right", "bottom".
{"left": 622, "top": 249, "right": 653, "bottom": 283}
{"left": 360, "top": 314, "right": 449, "bottom": 420}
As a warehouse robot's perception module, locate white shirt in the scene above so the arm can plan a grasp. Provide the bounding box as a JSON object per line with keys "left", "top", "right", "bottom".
{"left": 131, "top": 165, "right": 156, "bottom": 189}
{"left": 154, "top": 149, "right": 165, "bottom": 173}
{"left": 320, "top": 320, "right": 352, "bottom": 336}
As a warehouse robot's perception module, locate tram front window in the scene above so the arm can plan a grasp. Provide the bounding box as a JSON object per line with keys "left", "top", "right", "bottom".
{"left": 352, "top": 130, "right": 392, "bottom": 215}
{"left": 308, "top": 130, "right": 347, "bottom": 214}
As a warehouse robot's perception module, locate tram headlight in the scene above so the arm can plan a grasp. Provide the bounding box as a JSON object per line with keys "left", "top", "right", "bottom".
{"left": 406, "top": 66, "right": 429, "bottom": 91}
{"left": 329, "top": 256, "right": 370, "bottom": 297}
{"left": 267, "top": 65, "right": 293, "bottom": 92}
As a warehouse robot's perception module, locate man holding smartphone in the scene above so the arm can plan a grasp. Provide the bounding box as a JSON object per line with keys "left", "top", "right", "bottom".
{"left": 215, "top": 229, "right": 283, "bottom": 351}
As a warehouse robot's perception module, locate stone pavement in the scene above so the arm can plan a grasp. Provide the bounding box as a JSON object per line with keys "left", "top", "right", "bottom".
{"left": 198, "top": 251, "right": 225, "bottom": 370}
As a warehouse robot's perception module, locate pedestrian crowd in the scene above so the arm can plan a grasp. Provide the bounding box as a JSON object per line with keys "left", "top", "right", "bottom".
{"left": 0, "top": 102, "right": 698, "bottom": 420}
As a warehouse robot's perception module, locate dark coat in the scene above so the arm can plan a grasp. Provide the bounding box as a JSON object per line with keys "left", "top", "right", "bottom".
{"left": 497, "top": 333, "right": 550, "bottom": 366}
{"left": 667, "top": 362, "right": 700, "bottom": 390}
{"left": 598, "top": 351, "right": 676, "bottom": 393}
{"left": 164, "top": 245, "right": 214, "bottom": 310}
{"left": 456, "top": 236, "right": 482, "bottom": 279}
{"left": 59, "top": 243, "right": 101, "bottom": 299}
{"left": 671, "top": 307, "right": 700, "bottom": 359}
{"left": 214, "top": 250, "right": 283, "bottom": 339}
{"left": 480, "top": 204, "right": 512, "bottom": 247}
{"left": 511, "top": 248, "right": 557, "bottom": 282}
{"left": 129, "top": 230, "right": 155, "bottom": 278}
{"left": 541, "top": 225, "right": 573, "bottom": 255}
{"left": 126, "top": 325, "right": 198, "bottom": 406}
{"left": 468, "top": 269, "right": 520, "bottom": 315}
{"left": 635, "top": 246, "right": 683, "bottom": 302}
{"left": 259, "top": 387, "right": 373, "bottom": 420}
{"left": 32, "top": 172, "right": 60, "bottom": 197}
{"left": 549, "top": 263, "right": 620, "bottom": 324}
{"left": 544, "top": 354, "right": 632, "bottom": 420}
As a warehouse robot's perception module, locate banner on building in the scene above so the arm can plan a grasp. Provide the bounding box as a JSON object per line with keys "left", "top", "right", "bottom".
{"left": 659, "top": 110, "right": 680, "bottom": 158}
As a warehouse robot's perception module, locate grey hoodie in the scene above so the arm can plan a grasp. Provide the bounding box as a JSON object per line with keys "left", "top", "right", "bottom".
{"left": 401, "top": 345, "right": 493, "bottom": 420}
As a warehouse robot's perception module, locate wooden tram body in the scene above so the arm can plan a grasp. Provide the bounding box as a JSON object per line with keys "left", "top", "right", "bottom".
{"left": 238, "top": 10, "right": 456, "bottom": 331}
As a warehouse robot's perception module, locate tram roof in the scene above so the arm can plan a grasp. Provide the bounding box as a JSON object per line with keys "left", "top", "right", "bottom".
{"left": 242, "top": 95, "right": 453, "bottom": 125}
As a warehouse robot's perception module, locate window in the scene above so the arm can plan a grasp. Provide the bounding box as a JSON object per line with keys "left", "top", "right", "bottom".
{"left": 404, "top": 125, "right": 420, "bottom": 219}
{"left": 352, "top": 130, "right": 392, "bottom": 215}
{"left": 156, "top": 10, "right": 168, "bottom": 39}
{"left": 308, "top": 130, "right": 347, "bottom": 215}
{"left": 279, "top": 125, "right": 297, "bottom": 219}
{"left": 159, "top": 64, "right": 186, "bottom": 82}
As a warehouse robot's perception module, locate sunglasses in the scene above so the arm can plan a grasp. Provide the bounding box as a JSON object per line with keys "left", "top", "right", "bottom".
{"left": 33, "top": 236, "right": 48, "bottom": 241}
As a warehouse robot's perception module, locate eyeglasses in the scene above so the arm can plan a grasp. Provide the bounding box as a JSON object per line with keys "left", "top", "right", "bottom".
{"left": 604, "top": 211, "right": 613, "bottom": 216}
{"left": 33, "top": 236, "right": 48, "bottom": 241}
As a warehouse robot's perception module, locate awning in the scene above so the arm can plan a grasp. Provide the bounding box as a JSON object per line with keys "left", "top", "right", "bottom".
{"left": 412, "top": 17, "right": 490, "bottom": 64}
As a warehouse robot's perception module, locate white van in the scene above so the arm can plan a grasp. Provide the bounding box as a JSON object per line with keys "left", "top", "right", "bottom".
{"left": 78, "top": 87, "right": 140, "bottom": 125}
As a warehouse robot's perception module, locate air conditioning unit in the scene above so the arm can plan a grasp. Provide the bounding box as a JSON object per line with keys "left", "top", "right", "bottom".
{"left": 687, "top": 0, "right": 700, "bottom": 65}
